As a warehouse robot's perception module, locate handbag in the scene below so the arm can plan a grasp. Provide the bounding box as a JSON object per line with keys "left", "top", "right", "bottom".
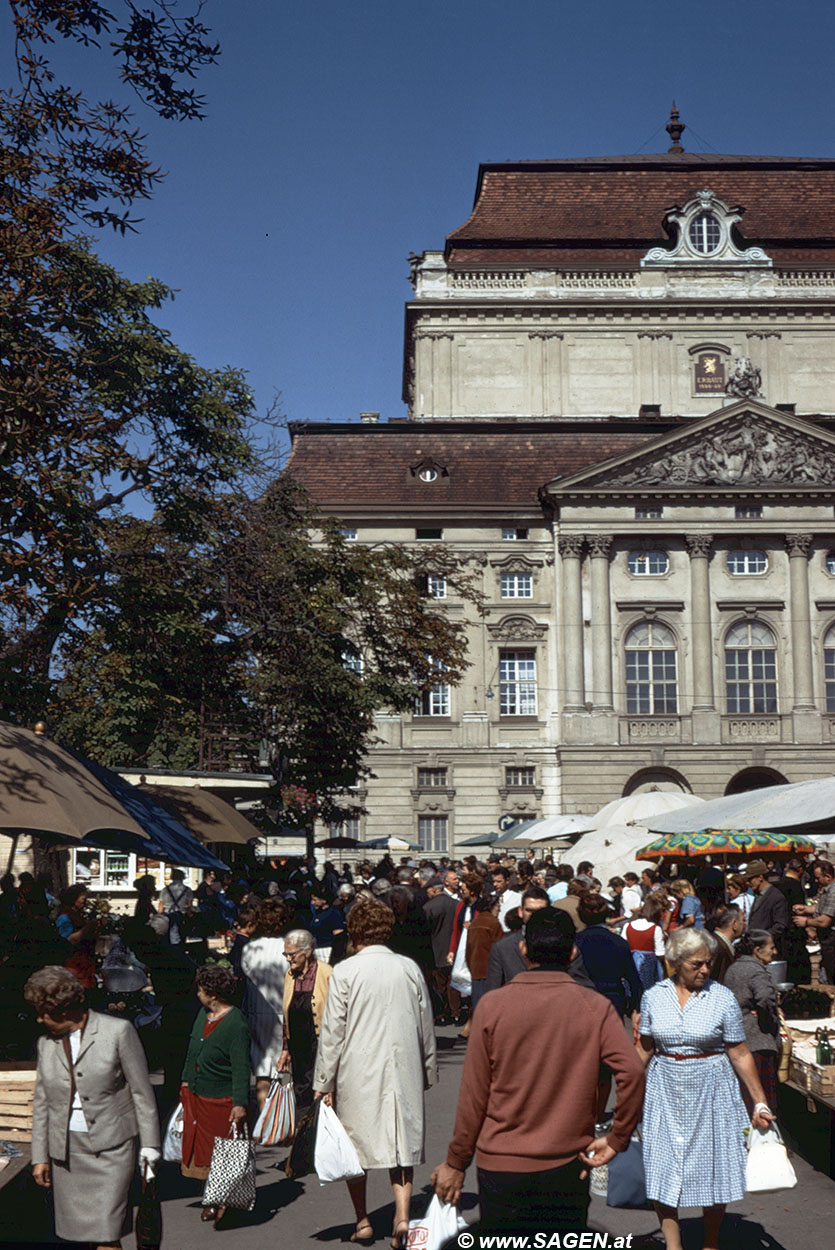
{"left": 606, "top": 1128, "right": 649, "bottom": 1209}
{"left": 136, "top": 1160, "right": 163, "bottom": 1250}
{"left": 313, "top": 1101, "right": 363, "bottom": 1183}
{"left": 406, "top": 1195, "right": 468, "bottom": 1250}
{"left": 286, "top": 1099, "right": 321, "bottom": 1179}
{"left": 746, "top": 1123, "right": 797, "bottom": 1193}
{"left": 203, "top": 1124, "right": 257, "bottom": 1211}
{"left": 162, "top": 1102, "right": 184, "bottom": 1163}
{"left": 253, "top": 1073, "right": 296, "bottom": 1146}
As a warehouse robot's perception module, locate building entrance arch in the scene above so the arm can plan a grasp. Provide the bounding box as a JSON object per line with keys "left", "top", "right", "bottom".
{"left": 724, "top": 767, "right": 788, "bottom": 796}
{"left": 623, "top": 768, "right": 692, "bottom": 796}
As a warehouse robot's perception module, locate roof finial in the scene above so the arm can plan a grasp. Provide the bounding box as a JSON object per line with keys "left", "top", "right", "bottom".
{"left": 666, "top": 101, "right": 686, "bottom": 154}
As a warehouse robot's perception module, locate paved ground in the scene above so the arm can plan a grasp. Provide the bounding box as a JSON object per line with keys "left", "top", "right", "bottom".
{"left": 2, "top": 1024, "right": 833, "bottom": 1248}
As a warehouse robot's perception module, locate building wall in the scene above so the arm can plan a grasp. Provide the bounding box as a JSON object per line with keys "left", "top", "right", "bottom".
{"left": 407, "top": 255, "right": 835, "bottom": 421}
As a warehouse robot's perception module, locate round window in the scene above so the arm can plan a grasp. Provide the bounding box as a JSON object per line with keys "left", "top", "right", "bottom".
{"left": 688, "top": 213, "right": 721, "bottom": 255}
{"left": 418, "top": 468, "right": 438, "bottom": 482}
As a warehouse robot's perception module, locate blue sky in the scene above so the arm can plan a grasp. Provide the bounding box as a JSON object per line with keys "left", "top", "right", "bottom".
{"left": 13, "top": 0, "right": 835, "bottom": 444}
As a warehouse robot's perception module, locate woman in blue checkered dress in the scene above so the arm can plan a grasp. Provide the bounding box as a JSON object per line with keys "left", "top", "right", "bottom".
{"left": 636, "top": 928, "right": 775, "bottom": 1250}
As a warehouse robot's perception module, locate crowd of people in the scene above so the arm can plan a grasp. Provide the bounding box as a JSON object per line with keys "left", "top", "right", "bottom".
{"left": 1, "top": 842, "right": 833, "bottom": 1247}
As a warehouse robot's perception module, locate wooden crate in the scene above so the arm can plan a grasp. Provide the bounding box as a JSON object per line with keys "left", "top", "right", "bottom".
{"left": 789, "top": 1055, "right": 835, "bottom": 1097}
{"left": 0, "top": 1066, "right": 36, "bottom": 1143}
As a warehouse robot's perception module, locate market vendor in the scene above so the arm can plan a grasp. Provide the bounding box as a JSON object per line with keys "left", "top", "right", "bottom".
{"left": 793, "top": 859, "right": 835, "bottom": 983}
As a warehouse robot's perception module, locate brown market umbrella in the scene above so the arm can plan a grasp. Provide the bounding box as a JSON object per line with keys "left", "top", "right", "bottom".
{"left": 139, "top": 784, "right": 264, "bottom": 846}
{"left": 0, "top": 722, "right": 150, "bottom": 844}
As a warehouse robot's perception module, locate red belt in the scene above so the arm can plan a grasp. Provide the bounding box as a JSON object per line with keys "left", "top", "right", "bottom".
{"left": 659, "top": 1050, "right": 722, "bottom": 1060}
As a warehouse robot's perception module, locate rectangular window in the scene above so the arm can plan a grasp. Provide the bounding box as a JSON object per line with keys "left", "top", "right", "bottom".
{"left": 625, "top": 651, "right": 678, "bottom": 714}
{"left": 427, "top": 575, "right": 446, "bottom": 599}
{"left": 735, "top": 505, "right": 762, "bottom": 519}
{"left": 416, "top": 527, "right": 443, "bottom": 541}
{"left": 499, "top": 650, "right": 537, "bottom": 716}
{"left": 330, "top": 817, "right": 360, "bottom": 839}
{"left": 502, "top": 527, "right": 528, "bottom": 541}
{"left": 104, "top": 851, "right": 130, "bottom": 888}
{"left": 417, "top": 767, "right": 448, "bottom": 788}
{"left": 635, "top": 506, "right": 663, "bottom": 519}
{"left": 505, "top": 766, "right": 535, "bottom": 787}
{"left": 725, "top": 650, "right": 778, "bottom": 713}
{"left": 338, "top": 527, "right": 358, "bottom": 540}
{"left": 415, "top": 659, "right": 450, "bottom": 716}
{"left": 418, "top": 815, "right": 448, "bottom": 854}
{"left": 500, "top": 572, "right": 533, "bottom": 599}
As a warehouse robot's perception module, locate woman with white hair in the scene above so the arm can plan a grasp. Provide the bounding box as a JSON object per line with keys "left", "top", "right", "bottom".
{"left": 276, "top": 929, "right": 332, "bottom": 1109}
{"left": 636, "top": 927, "right": 775, "bottom": 1250}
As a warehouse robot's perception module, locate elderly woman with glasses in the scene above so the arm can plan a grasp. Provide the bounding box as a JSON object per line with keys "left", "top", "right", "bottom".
{"left": 276, "top": 929, "right": 332, "bottom": 1109}
{"left": 635, "top": 928, "right": 775, "bottom": 1250}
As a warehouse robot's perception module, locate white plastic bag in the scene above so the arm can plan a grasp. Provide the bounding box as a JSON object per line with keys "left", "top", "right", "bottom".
{"left": 407, "top": 1195, "right": 468, "bottom": 1250}
{"left": 313, "top": 1101, "right": 364, "bottom": 1183}
{"left": 162, "top": 1101, "right": 184, "bottom": 1162}
{"left": 746, "top": 1123, "right": 797, "bottom": 1192}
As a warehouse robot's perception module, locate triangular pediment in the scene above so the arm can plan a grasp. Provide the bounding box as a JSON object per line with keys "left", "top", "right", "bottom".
{"left": 543, "top": 401, "right": 835, "bottom": 496}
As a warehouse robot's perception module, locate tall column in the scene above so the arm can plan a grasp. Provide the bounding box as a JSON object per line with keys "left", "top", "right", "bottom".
{"left": 558, "top": 534, "right": 585, "bottom": 710}
{"left": 786, "top": 533, "right": 815, "bottom": 710}
{"left": 685, "top": 534, "right": 715, "bottom": 710}
{"left": 588, "top": 534, "right": 614, "bottom": 711}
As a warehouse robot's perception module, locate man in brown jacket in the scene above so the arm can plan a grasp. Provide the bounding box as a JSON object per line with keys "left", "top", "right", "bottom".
{"left": 432, "top": 908, "right": 644, "bottom": 1234}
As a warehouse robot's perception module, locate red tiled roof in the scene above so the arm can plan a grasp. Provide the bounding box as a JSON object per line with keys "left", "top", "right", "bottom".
{"left": 286, "top": 421, "right": 670, "bottom": 507}
{"left": 445, "top": 156, "right": 835, "bottom": 269}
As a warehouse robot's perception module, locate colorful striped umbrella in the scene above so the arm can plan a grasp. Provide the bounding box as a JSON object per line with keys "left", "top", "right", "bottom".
{"left": 636, "top": 829, "right": 817, "bottom": 861}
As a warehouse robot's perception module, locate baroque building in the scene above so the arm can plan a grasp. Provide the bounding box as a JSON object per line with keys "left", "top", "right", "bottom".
{"left": 289, "top": 114, "right": 835, "bottom": 852}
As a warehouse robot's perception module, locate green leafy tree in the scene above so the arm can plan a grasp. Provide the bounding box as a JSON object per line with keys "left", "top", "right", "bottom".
{"left": 0, "top": 2, "right": 255, "bottom": 711}
{"left": 53, "top": 479, "right": 484, "bottom": 824}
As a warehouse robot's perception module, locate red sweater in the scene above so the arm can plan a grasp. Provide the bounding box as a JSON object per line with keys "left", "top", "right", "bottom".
{"left": 446, "top": 970, "right": 645, "bottom": 1173}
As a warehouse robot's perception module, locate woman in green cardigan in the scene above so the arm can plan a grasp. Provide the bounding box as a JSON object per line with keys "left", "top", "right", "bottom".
{"left": 180, "top": 964, "right": 252, "bottom": 1225}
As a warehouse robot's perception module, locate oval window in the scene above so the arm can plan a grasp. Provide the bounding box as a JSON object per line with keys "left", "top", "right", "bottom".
{"left": 418, "top": 468, "right": 438, "bottom": 482}
{"left": 689, "top": 213, "right": 721, "bottom": 254}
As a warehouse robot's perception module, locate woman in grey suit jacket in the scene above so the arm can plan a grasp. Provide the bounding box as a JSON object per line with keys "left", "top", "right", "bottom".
{"left": 25, "top": 966, "right": 161, "bottom": 1249}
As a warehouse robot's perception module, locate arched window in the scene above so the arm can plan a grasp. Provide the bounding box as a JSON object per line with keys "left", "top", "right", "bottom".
{"left": 724, "top": 621, "right": 777, "bottom": 714}
{"left": 625, "top": 621, "right": 678, "bottom": 715}
{"left": 824, "top": 624, "right": 835, "bottom": 713}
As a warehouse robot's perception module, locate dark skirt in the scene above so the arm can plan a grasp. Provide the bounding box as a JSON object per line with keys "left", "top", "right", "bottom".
{"left": 181, "top": 1086, "right": 234, "bottom": 1179}
{"left": 740, "top": 1050, "right": 779, "bottom": 1116}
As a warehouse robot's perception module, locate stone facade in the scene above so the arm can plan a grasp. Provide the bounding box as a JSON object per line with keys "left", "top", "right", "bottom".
{"left": 290, "top": 144, "right": 835, "bottom": 852}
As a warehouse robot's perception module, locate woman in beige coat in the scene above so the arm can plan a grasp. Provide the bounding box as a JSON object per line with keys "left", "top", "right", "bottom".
{"left": 314, "top": 896, "right": 437, "bottom": 1249}
{"left": 26, "top": 966, "right": 160, "bottom": 1250}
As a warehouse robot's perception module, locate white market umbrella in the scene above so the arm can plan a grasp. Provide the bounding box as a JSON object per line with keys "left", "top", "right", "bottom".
{"left": 495, "top": 813, "right": 596, "bottom": 846}
{"left": 592, "top": 789, "right": 705, "bottom": 830}
{"left": 647, "top": 775, "right": 835, "bottom": 837}
{"left": 567, "top": 823, "right": 662, "bottom": 883}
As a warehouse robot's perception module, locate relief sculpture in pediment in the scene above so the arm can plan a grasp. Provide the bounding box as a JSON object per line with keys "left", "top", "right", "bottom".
{"left": 612, "top": 421, "right": 835, "bottom": 487}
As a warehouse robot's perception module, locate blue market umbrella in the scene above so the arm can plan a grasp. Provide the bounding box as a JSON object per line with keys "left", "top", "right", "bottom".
{"left": 66, "top": 749, "right": 227, "bottom": 871}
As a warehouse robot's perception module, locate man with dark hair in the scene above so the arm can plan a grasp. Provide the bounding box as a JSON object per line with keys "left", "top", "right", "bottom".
{"left": 794, "top": 859, "right": 835, "bottom": 983}
{"left": 491, "top": 866, "right": 521, "bottom": 932}
{"left": 485, "top": 886, "right": 594, "bottom": 992}
{"left": 432, "top": 909, "right": 644, "bottom": 1235}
